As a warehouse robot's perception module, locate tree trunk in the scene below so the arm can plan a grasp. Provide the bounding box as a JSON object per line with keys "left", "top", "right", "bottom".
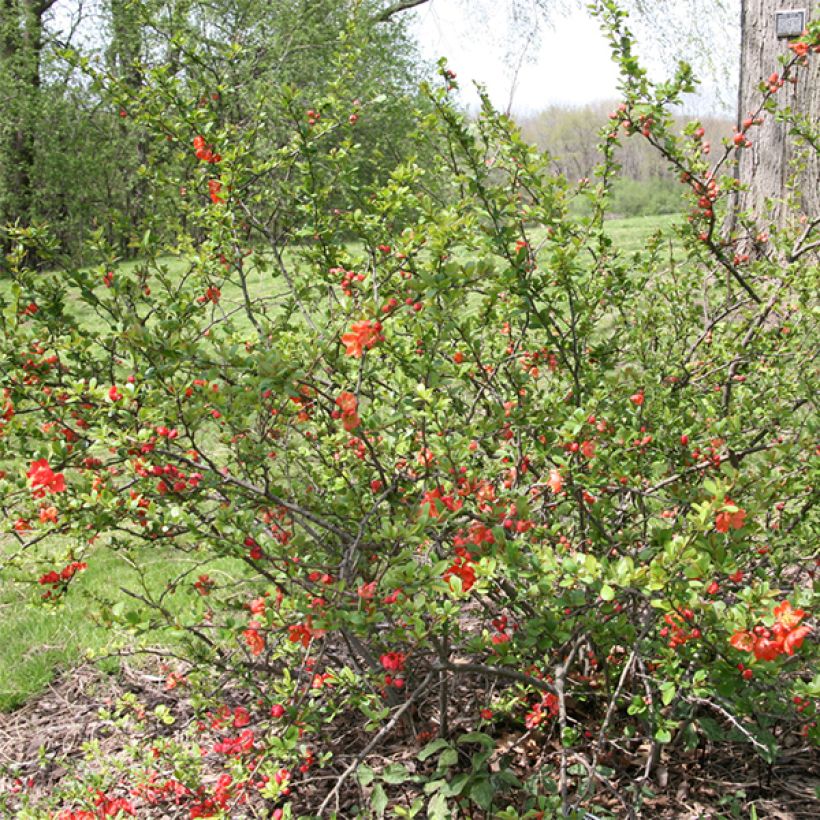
{"left": 735, "top": 0, "right": 819, "bottom": 232}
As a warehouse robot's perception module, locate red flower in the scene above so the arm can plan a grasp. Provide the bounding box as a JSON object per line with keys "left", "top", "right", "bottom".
{"left": 729, "top": 630, "right": 754, "bottom": 652}
{"left": 233, "top": 706, "right": 250, "bottom": 727}
{"left": 715, "top": 498, "right": 746, "bottom": 533}
{"left": 288, "top": 620, "right": 314, "bottom": 647}
{"left": 547, "top": 468, "right": 564, "bottom": 494}
{"left": 243, "top": 626, "right": 265, "bottom": 656}
{"left": 773, "top": 600, "right": 805, "bottom": 629}
{"left": 729, "top": 601, "right": 811, "bottom": 661}
{"left": 752, "top": 636, "right": 781, "bottom": 662}
{"left": 27, "top": 459, "right": 66, "bottom": 495}
{"left": 443, "top": 554, "right": 476, "bottom": 592}
{"left": 108, "top": 385, "right": 122, "bottom": 402}
{"left": 341, "top": 320, "right": 383, "bottom": 358}
{"left": 789, "top": 41, "right": 809, "bottom": 58}
{"left": 782, "top": 625, "right": 811, "bottom": 656}
{"left": 580, "top": 439, "right": 596, "bottom": 459}
{"left": 335, "top": 390, "right": 361, "bottom": 430}
{"left": 208, "top": 179, "right": 224, "bottom": 204}
{"left": 38, "top": 505, "right": 58, "bottom": 524}
{"left": 379, "top": 651, "right": 406, "bottom": 672}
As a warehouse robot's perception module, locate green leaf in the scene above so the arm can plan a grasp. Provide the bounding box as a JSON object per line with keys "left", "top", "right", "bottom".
{"left": 418, "top": 739, "right": 451, "bottom": 761}
{"left": 655, "top": 728, "right": 672, "bottom": 743}
{"left": 438, "top": 748, "right": 459, "bottom": 768}
{"left": 469, "top": 778, "right": 494, "bottom": 810}
{"left": 457, "top": 732, "right": 494, "bottom": 749}
{"left": 600, "top": 584, "right": 615, "bottom": 602}
{"left": 427, "top": 792, "right": 450, "bottom": 819}
{"left": 660, "top": 681, "right": 676, "bottom": 706}
{"left": 382, "top": 763, "right": 408, "bottom": 784}
{"left": 371, "top": 783, "right": 388, "bottom": 816}
{"left": 357, "top": 764, "right": 374, "bottom": 787}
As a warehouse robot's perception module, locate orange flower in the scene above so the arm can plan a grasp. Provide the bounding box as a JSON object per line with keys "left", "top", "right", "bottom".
{"left": 788, "top": 41, "right": 809, "bottom": 58}
{"left": 39, "top": 506, "right": 58, "bottom": 524}
{"left": 730, "top": 601, "right": 811, "bottom": 662}
{"left": 547, "top": 468, "right": 564, "bottom": 494}
{"left": 243, "top": 625, "right": 265, "bottom": 656}
{"left": 752, "top": 636, "right": 781, "bottom": 661}
{"left": 782, "top": 625, "right": 811, "bottom": 656}
{"left": 715, "top": 498, "right": 746, "bottom": 533}
{"left": 27, "top": 459, "right": 66, "bottom": 496}
{"left": 773, "top": 600, "right": 805, "bottom": 629}
{"left": 729, "top": 630, "right": 754, "bottom": 652}
{"left": 335, "top": 390, "right": 361, "bottom": 430}
{"left": 341, "top": 320, "right": 383, "bottom": 358}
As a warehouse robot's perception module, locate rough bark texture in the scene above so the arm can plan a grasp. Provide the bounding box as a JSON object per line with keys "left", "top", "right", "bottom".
{"left": 736, "top": 0, "right": 819, "bottom": 230}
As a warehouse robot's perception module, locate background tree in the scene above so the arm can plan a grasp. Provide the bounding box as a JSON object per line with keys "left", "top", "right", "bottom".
{"left": 0, "top": 0, "right": 58, "bottom": 247}
{"left": 518, "top": 102, "right": 733, "bottom": 216}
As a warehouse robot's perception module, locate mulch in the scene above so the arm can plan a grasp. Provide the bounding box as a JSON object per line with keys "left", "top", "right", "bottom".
{"left": 1, "top": 662, "right": 818, "bottom": 818}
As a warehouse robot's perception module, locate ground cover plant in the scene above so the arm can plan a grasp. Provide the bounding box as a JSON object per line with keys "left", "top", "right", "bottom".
{"left": 0, "top": 2, "right": 817, "bottom": 817}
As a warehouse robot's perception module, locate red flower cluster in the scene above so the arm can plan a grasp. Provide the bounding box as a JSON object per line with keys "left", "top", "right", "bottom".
{"left": 334, "top": 390, "right": 361, "bottom": 431}
{"left": 27, "top": 459, "right": 66, "bottom": 496}
{"left": 332, "top": 266, "right": 365, "bottom": 297}
{"left": 197, "top": 285, "right": 221, "bottom": 304}
{"left": 194, "top": 574, "right": 214, "bottom": 595}
{"left": 208, "top": 179, "right": 224, "bottom": 204}
{"left": 420, "top": 486, "right": 463, "bottom": 519}
{"left": 93, "top": 791, "right": 135, "bottom": 817}
{"left": 138, "top": 461, "right": 202, "bottom": 495}
{"left": 730, "top": 601, "right": 811, "bottom": 662}
{"left": 243, "top": 621, "right": 265, "bottom": 656}
{"left": 341, "top": 319, "right": 383, "bottom": 358}
{"left": 193, "top": 135, "right": 221, "bottom": 164}
{"left": 212, "top": 728, "right": 254, "bottom": 756}
{"left": 659, "top": 609, "right": 699, "bottom": 649}
{"left": 1, "top": 388, "right": 14, "bottom": 432}
{"left": 379, "top": 651, "right": 406, "bottom": 688}
{"left": 189, "top": 773, "right": 237, "bottom": 818}
{"left": 525, "top": 692, "right": 559, "bottom": 729}
{"left": 443, "top": 546, "right": 477, "bottom": 592}
{"left": 288, "top": 618, "right": 317, "bottom": 647}
{"left": 38, "top": 561, "right": 88, "bottom": 598}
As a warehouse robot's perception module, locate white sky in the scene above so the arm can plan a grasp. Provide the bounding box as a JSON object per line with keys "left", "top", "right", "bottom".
{"left": 407, "top": 1, "right": 739, "bottom": 116}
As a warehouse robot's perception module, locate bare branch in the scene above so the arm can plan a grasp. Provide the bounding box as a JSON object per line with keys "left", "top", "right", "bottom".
{"left": 373, "top": 0, "right": 431, "bottom": 24}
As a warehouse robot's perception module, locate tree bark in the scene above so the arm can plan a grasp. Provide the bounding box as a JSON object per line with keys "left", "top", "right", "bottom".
{"left": 735, "top": 0, "right": 819, "bottom": 231}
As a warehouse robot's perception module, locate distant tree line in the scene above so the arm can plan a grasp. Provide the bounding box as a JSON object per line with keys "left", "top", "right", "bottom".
{"left": 518, "top": 103, "right": 733, "bottom": 217}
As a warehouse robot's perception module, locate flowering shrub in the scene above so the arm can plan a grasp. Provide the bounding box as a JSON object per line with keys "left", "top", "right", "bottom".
{"left": 0, "top": 3, "right": 817, "bottom": 817}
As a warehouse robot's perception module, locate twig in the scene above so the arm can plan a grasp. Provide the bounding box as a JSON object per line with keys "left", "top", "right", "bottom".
{"left": 316, "top": 671, "right": 434, "bottom": 816}
{"left": 688, "top": 695, "right": 772, "bottom": 755}
{"left": 433, "top": 661, "right": 556, "bottom": 695}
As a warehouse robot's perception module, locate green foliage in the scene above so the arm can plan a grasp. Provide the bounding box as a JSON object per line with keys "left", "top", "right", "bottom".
{"left": 0, "top": 0, "right": 434, "bottom": 262}
{"left": 0, "top": 3, "right": 817, "bottom": 818}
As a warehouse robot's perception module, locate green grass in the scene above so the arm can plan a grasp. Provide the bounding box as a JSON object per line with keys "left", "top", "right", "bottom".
{"left": 0, "top": 541, "right": 247, "bottom": 712}
{"left": 0, "top": 551, "right": 121, "bottom": 711}
{"left": 0, "top": 212, "right": 682, "bottom": 712}
{"left": 604, "top": 212, "right": 680, "bottom": 255}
